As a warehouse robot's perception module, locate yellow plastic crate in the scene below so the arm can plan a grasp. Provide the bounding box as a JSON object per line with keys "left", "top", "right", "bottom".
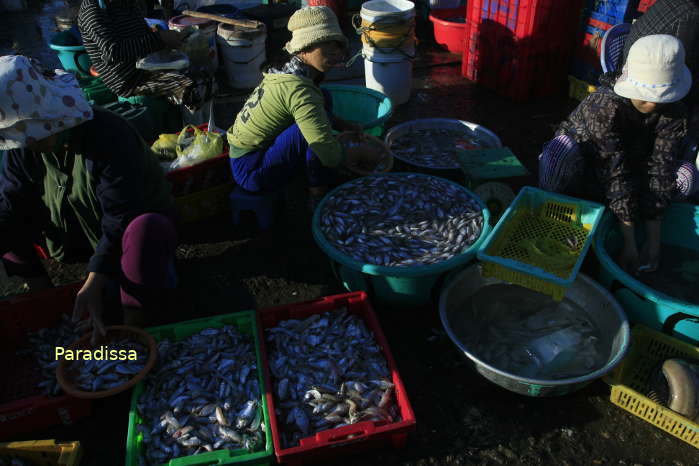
{"left": 605, "top": 326, "right": 699, "bottom": 449}
{"left": 175, "top": 182, "right": 235, "bottom": 223}
{"left": 0, "top": 440, "right": 81, "bottom": 466}
{"left": 568, "top": 75, "right": 597, "bottom": 101}
{"left": 478, "top": 187, "right": 604, "bottom": 301}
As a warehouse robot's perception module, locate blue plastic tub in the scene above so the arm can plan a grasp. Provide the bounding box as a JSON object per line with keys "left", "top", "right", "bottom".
{"left": 312, "top": 173, "right": 491, "bottom": 307}
{"left": 320, "top": 84, "right": 393, "bottom": 137}
{"left": 49, "top": 32, "right": 92, "bottom": 77}
{"left": 593, "top": 203, "right": 699, "bottom": 345}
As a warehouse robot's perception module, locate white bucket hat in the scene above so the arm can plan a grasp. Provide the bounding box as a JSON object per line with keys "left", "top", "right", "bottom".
{"left": 614, "top": 34, "right": 692, "bottom": 103}
{"left": 0, "top": 55, "right": 93, "bottom": 150}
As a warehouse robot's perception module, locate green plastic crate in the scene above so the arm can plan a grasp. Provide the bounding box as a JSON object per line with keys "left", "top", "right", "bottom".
{"left": 124, "top": 311, "right": 274, "bottom": 466}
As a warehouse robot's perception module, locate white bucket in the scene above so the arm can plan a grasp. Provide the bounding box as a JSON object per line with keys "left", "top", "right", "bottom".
{"left": 217, "top": 23, "right": 267, "bottom": 89}
{"left": 363, "top": 46, "right": 412, "bottom": 105}
{"left": 360, "top": 0, "right": 415, "bottom": 23}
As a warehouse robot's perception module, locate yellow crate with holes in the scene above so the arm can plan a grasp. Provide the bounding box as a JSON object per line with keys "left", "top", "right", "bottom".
{"left": 0, "top": 440, "right": 81, "bottom": 466}
{"left": 605, "top": 326, "right": 699, "bottom": 449}
{"left": 568, "top": 75, "right": 597, "bottom": 101}
{"left": 476, "top": 187, "right": 605, "bottom": 300}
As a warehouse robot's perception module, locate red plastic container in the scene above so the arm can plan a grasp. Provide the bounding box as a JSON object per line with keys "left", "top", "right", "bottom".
{"left": 257, "top": 292, "right": 416, "bottom": 465}
{"left": 429, "top": 8, "right": 467, "bottom": 54}
{"left": 637, "top": 0, "right": 656, "bottom": 13}
{"left": 0, "top": 284, "right": 92, "bottom": 440}
{"left": 163, "top": 124, "right": 232, "bottom": 197}
{"left": 462, "top": 0, "right": 584, "bottom": 101}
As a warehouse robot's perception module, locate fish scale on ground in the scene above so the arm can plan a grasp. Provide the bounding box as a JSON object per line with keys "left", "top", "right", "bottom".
{"left": 320, "top": 174, "right": 484, "bottom": 267}
{"left": 266, "top": 308, "right": 399, "bottom": 448}
{"left": 135, "top": 325, "right": 265, "bottom": 464}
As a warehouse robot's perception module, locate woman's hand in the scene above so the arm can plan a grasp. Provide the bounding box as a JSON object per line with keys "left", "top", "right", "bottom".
{"left": 159, "top": 29, "right": 184, "bottom": 49}
{"left": 72, "top": 272, "right": 108, "bottom": 345}
{"left": 639, "top": 219, "right": 662, "bottom": 272}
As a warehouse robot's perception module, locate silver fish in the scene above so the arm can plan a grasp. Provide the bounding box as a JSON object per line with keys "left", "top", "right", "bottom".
{"left": 67, "top": 339, "right": 148, "bottom": 392}
{"left": 135, "top": 325, "right": 264, "bottom": 465}
{"left": 266, "top": 308, "right": 399, "bottom": 448}
{"left": 319, "top": 174, "right": 483, "bottom": 268}
{"left": 390, "top": 127, "right": 488, "bottom": 169}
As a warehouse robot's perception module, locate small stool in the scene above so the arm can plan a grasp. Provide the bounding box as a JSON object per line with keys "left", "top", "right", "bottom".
{"left": 230, "top": 186, "right": 280, "bottom": 230}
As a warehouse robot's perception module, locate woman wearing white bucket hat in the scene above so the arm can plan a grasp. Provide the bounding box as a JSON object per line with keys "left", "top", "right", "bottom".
{"left": 539, "top": 35, "right": 698, "bottom": 275}
{"left": 0, "top": 56, "right": 178, "bottom": 339}
{"left": 226, "top": 6, "right": 375, "bottom": 212}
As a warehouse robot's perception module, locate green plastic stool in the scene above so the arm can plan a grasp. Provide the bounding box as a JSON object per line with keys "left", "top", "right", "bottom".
{"left": 118, "top": 95, "right": 180, "bottom": 134}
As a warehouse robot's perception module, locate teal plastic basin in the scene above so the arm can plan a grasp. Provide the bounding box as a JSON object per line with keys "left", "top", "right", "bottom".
{"left": 49, "top": 32, "right": 92, "bottom": 77}
{"left": 593, "top": 203, "right": 699, "bottom": 345}
{"left": 320, "top": 84, "right": 393, "bottom": 137}
{"left": 312, "top": 173, "right": 491, "bottom": 308}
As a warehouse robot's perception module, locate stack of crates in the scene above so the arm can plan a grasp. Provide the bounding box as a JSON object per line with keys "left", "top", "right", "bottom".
{"left": 461, "top": 0, "right": 585, "bottom": 102}
{"left": 568, "top": 0, "right": 641, "bottom": 100}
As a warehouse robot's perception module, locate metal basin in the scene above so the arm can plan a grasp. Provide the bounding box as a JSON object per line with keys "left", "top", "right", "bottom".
{"left": 439, "top": 264, "right": 630, "bottom": 397}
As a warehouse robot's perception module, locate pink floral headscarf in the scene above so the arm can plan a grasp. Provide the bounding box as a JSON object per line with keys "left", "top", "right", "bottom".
{"left": 0, "top": 55, "right": 93, "bottom": 150}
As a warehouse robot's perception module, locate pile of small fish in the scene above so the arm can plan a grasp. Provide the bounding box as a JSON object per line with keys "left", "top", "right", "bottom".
{"left": 319, "top": 174, "right": 484, "bottom": 267}
{"left": 390, "top": 127, "right": 488, "bottom": 169}
{"left": 266, "top": 309, "right": 399, "bottom": 448}
{"left": 16, "top": 314, "right": 81, "bottom": 396}
{"left": 136, "top": 326, "right": 264, "bottom": 465}
{"left": 68, "top": 340, "right": 148, "bottom": 392}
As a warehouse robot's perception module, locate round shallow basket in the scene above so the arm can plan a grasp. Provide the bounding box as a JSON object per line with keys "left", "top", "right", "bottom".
{"left": 439, "top": 263, "right": 631, "bottom": 397}
{"left": 593, "top": 203, "right": 699, "bottom": 345}
{"left": 337, "top": 131, "right": 394, "bottom": 177}
{"left": 384, "top": 118, "right": 502, "bottom": 170}
{"left": 312, "top": 172, "right": 491, "bottom": 307}
{"left": 56, "top": 325, "right": 158, "bottom": 399}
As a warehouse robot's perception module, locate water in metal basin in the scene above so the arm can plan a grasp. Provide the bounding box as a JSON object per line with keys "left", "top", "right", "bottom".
{"left": 448, "top": 284, "right": 608, "bottom": 380}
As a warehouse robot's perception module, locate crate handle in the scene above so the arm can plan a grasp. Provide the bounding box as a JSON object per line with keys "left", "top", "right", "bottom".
{"left": 662, "top": 312, "right": 699, "bottom": 338}
{"left": 313, "top": 421, "right": 376, "bottom": 444}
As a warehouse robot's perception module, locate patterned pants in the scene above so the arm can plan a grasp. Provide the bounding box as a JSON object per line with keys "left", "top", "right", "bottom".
{"left": 538, "top": 134, "right": 699, "bottom": 201}
{"left": 127, "top": 71, "right": 215, "bottom": 112}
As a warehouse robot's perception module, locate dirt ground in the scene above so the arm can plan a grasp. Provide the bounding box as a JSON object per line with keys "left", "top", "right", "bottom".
{"left": 3, "top": 2, "right": 699, "bottom": 465}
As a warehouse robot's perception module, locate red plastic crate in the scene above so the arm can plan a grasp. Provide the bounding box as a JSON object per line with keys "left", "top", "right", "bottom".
{"left": 462, "top": 0, "right": 584, "bottom": 101}
{"left": 163, "top": 124, "right": 232, "bottom": 197}
{"left": 429, "top": 8, "right": 467, "bottom": 54}
{"left": 637, "top": 0, "right": 656, "bottom": 13}
{"left": 257, "top": 292, "right": 416, "bottom": 465}
{"left": 0, "top": 284, "right": 92, "bottom": 440}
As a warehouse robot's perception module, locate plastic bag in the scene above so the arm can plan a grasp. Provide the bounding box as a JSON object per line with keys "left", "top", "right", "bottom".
{"left": 170, "top": 124, "right": 223, "bottom": 169}
{"left": 151, "top": 133, "right": 180, "bottom": 161}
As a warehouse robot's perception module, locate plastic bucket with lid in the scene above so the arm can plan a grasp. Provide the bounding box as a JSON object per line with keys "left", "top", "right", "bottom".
{"left": 217, "top": 22, "right": 267, "bottom": 89}
{"left": 168, "top": 15, "right": 219, "bottom": 72}
{"left": 363, "top": 46, "right": 412, "bottom": 105}
{"left": 49, "top": 32, "right": 92, "bottom": 77}
{"left": 357, "top": 0, "right": 415, "bottom": 51}
{"left": 360, "top": 0, "right": 415, "bottom": 23}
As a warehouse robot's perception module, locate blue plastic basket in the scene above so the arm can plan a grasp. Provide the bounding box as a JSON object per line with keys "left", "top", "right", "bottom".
{"left": 312, "top": 173, "right": 491, "bottom": 307}
{"left": 477, "top": 186, "right": 606, "bottom": 300}
{"left": 593, "top": 203, "right": 699, "bottom": 345}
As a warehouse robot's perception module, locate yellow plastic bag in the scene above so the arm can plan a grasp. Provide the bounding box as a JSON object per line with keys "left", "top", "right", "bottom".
{"left": 151, "top": 133, "right": 179, "bottom": 161}
{"left": 171, "top": 125, "right": 223, "bottom": 169}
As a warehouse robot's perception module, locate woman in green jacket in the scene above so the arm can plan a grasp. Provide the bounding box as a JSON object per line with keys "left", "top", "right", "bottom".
{"left": 227, "top": 6, "right": 370, "bottom": 208}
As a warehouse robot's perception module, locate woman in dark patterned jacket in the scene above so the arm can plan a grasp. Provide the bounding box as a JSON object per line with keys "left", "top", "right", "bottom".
{"left": 539, "top": 35, "right": 698, "bottom": 275}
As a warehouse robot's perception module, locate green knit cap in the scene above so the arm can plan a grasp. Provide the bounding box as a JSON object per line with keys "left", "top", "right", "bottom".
{"left": 284, "top": 6, "right": 348, "bottom": 55}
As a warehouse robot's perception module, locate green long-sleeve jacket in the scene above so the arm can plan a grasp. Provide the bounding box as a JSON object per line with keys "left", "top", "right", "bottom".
{"left": 227, "top": 73, "right": 344, "bottom": 167}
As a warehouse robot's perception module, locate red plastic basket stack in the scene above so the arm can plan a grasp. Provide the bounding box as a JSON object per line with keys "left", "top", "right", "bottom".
{"left": 462, "top": 0, "right": 585, "bottom": 101}
{"left": 569, "top": 15, "right": 614, "bottom": 85}
{"left": 257, "top": 292, "right": 416, "bottom": 465}
{"left": 637, "top": 0, "right": 656, "bottom": 13}
{"left": 0, "top": 284, "right": 92, "bottom": 440}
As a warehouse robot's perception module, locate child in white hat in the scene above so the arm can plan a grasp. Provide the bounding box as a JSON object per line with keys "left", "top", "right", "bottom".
{"left": 539, "top": 35, "right": 698, "bottom": 275}
{"left": 226, "top": 6, "right": 371, "bottom": 211}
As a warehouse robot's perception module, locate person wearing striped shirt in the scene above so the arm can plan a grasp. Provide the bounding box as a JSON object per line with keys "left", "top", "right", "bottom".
{"left": 78, "top": 0, "right": 210, "bottom": 110}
